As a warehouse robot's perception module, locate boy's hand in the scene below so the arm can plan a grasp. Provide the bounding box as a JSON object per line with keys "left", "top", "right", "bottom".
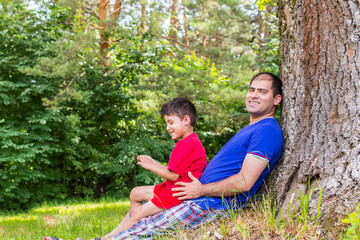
{"left": 137, "top": 155, "right": 155, "bottom": 170}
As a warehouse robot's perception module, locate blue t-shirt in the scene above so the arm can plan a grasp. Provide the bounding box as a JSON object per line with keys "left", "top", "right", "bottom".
{"left": 193, "top": 117, "right": 284, "bottom": 210}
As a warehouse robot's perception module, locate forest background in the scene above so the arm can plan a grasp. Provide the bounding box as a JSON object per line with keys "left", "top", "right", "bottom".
{"left": 0, "top": 0, "right": 279, "bottom": 210}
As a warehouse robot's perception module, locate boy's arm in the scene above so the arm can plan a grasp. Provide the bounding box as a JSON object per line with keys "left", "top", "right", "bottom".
{"left": 137, "top": 155, "right": 179, "bottom": 181}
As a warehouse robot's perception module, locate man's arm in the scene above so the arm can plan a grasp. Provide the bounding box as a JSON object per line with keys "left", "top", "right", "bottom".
{"left": 172, "top": 154, "right": 268, "bottom": 200}
{"left": 137, "top": 155, "right": 179, "bottom": 181}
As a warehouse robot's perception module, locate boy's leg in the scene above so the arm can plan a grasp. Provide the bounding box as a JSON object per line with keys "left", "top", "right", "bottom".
{"left": 120, "top": 200, "right": 165, "bottom": 232}
{"left": 130, "top": 185, "right": 155, "bottom": 202}
{"left": 129, "top": 185, "right": 155, "bottom": 214}
{"left": 102, "top": 185, "right": 155, "bottom": 240}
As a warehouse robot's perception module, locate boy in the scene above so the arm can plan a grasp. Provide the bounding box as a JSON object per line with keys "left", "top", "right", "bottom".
{"left": 43, "top": 97, "right": 206, "bottom": 240}
{"left": 103, "top": 97, "right": 207, "bottom": 238}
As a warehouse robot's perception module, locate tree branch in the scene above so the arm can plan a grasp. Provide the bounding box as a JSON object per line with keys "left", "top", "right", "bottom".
{"left": 160, "top": 36, "right": 187, "bottom": 48}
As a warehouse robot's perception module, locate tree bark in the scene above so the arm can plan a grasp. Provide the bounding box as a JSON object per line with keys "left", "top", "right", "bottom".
{"left": 275, "top": 0, "right": 360, "bottom": 232}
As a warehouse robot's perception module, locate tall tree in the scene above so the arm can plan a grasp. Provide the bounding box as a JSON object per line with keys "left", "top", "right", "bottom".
{"left": 200, "top": 2, "right": 207, "bottom": 51}
{"left": 257, "top": 8, "right": 263, "bottom": 47}
{"left": 275, "top": 0, "right": 360, "bottom": 233}
{"left": 99, "top": 0, "right": 123, "bottom": 66}
{"left": 140, "top": 0, "right": 147, "bottom": 34}
{"left": 182, "top": 0, "right": 190, "bottom": 54}
{"left": 169, "top": 0, "right": 178, "bottom": 46}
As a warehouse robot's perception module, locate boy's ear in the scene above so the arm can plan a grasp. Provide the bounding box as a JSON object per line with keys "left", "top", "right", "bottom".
{"left": 183, "top": 115, "right": 191, "bottom": 125}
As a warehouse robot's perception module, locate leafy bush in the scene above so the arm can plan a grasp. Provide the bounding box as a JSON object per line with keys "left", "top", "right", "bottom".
{"left": 0, "top": 1, "right": 254, "bottom": 210}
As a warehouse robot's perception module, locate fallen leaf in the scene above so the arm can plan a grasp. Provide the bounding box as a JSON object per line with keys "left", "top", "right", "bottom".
{"left": 214, "top": 230, "right": 223, "bottom": 239}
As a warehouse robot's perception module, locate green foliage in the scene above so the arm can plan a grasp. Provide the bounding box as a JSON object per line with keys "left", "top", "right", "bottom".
{"left": 130, "top": 51, "right": 250, "bottom": 160}
{"left": 253, "top": 34, "right": 280, "bottom": 75}
{"left": 0, "top": 1, "right": 202, "bottom": 209}
{"left": 341, "top": 203, "right": 360, "bottom": 240}
{"left": 256, "top": 0, "right": 277, "bottom": 11}
{"left": 252, "top": 9, "right": 280, "bottom": 75}
{"left": 0, "top": 0, "right": 268, "bottom": 210}
{"left": 0, "top": 1, "right": 69, "bottom": 209}
{"left": 286, "top": 178, "right": 324, "bottom": 229}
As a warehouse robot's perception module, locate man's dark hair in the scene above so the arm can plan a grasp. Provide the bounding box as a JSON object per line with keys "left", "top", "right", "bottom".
{"left": 160, "top": 97, "right": 197, "bottom": 126}
{"left": 250, "top": 72, "right": 282, "bottom": 98}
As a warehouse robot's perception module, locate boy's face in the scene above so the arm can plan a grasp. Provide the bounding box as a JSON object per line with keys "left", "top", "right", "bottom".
{"left": 164, "top": 114, "right": 191, "bottom": 140}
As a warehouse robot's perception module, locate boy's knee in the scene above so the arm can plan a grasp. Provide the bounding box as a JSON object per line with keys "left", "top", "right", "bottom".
{"left": 130, "top": 186, "right": 142, "bottom": 201}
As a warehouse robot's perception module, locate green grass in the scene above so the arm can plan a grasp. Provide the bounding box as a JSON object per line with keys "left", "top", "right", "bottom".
{"left": 0, "top": 200, "right": 130, "bottom": 240}
{"left": 0, "top": 193, "right": 350, "bottom": 240}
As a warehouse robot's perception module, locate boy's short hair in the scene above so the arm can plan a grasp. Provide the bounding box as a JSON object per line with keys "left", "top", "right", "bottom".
{"left": 160, "top": 97, "right": 197, "bottom": 126}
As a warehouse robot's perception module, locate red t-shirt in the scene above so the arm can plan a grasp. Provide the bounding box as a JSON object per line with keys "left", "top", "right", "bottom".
{"left": 151, "top": 133, "right": 207, "bottom": 209}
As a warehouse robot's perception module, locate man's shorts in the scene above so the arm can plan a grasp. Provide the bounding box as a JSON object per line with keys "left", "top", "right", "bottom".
{"left": 116, "top": 200, "right": 228, "bottom": 240}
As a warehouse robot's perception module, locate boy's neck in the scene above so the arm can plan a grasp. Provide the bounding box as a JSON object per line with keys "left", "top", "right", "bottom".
{"left": 180, "top": 128, "right": 194, "bottom": 140}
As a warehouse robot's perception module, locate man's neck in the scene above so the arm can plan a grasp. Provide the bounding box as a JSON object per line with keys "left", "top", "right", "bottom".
{"left": 249, "top": 113, "right": 275, "bottom": 125}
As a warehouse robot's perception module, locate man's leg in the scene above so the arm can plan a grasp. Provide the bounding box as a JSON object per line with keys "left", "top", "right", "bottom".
{"left": 113, "top": 200, "right": 223, "bottom": 240}
{"left": 102, "top": 186, "right": 155, "bottom": 240}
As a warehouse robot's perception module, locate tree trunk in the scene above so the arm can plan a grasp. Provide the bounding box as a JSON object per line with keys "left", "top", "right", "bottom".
{"left": 141, "top": 1, "right": 146, "bottom": 34}
{"left": 111, "top": 0, "right": 122, "bottom": 20}
{"left": 263, "top": 4, "right": 272, "bottom": 41}
{"left": 99, "top": 0, "right": 109, "bottom": 66}
{"left": 169, "top": 0, "right": 178, "bottom": 46}
{"left": 201, "top": 3, "right": 207, "bottom": 56}
{"left": 183, "top": 0, "right": 190, "bottom": 54}
{"left": 275, "top": 0, "right": 360, "bottom": 233}
{"left": 139, "top": 1, "right": 147, "bottom": 51}
{"left": 257, "top": 9, "right": 263, "bottom": 47}
{"left": 98, "top": 0, "right": 123, "bottom": 66}
{"left": 202, "top": 34, "right": 206, "bottom": 49}
{"left": 215, "top": 29, "right": 220, "bottom": 48}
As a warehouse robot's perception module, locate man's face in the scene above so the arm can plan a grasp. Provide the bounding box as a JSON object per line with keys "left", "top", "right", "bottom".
{"left": 245, "top": 75, "right": 280, "bottom": 118}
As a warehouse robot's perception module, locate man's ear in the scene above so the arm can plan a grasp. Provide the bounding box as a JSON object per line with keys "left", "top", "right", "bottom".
{"left": 183, "top": 115, "right": 191, "bottom": 125}
{"left": 273, "top": 94, "right": 282, "bottom": 106}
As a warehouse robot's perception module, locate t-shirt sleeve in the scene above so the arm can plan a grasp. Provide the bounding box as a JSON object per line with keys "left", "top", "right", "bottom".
{"left": 168, "top": 139, "right": 193, "bottom": 175}
{"left": 247, "top": 126, "right": 278, "bottom": 163}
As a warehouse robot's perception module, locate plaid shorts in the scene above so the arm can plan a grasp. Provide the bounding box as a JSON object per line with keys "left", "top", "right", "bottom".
{"left": 114, "top": 200, "right": 227, "bottom": 240}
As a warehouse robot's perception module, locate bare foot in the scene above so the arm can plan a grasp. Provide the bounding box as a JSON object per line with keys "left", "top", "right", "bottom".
{"left": 75, "top": 238, "right": 102, "bottom": 240}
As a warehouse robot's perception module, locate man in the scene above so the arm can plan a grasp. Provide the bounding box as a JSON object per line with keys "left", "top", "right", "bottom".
{"left": 113, "top": 72, "right": 284, "bottom": 239}
{"left": 42, "top": 72, "right": 284, "bottom": 240}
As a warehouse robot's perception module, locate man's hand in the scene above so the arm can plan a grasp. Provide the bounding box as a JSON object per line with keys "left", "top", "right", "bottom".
{"left": 137, "top": 155, "right": 155, "bottom": 170}
{"left": 172, "top": 172, "right": 204, "bottom": 200}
